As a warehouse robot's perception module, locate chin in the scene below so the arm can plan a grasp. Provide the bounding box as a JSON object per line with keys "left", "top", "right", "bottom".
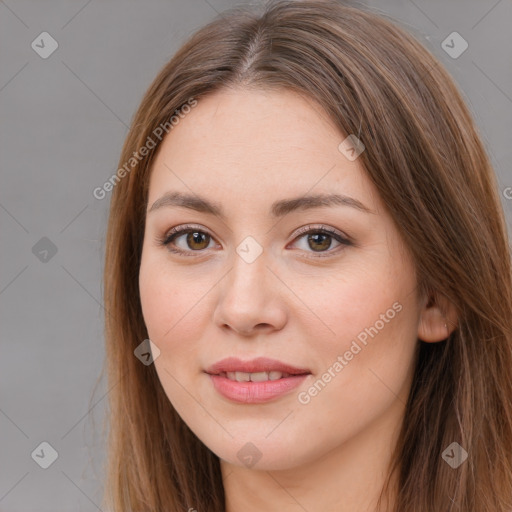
{"left": 198, "top": 431, "right": 318, "bottom": 472}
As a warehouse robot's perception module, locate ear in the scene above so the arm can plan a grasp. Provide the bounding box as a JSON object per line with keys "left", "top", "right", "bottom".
{"left": 417, "top": 291, "right": 458, "bottom": 343}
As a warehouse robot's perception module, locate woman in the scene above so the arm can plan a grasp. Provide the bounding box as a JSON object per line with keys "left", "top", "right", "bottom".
{"left": 102, "top": 1, "right": 512, "bottom": 510}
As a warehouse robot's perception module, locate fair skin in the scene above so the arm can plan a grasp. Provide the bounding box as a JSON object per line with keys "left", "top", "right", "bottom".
{"left": 139, "top": 88, "right": 457, "bottom": 512}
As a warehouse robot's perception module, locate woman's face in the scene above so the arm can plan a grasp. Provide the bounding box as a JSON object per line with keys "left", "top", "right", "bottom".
{"left": 139, "top": 88, "right": 423, "bottom": 471}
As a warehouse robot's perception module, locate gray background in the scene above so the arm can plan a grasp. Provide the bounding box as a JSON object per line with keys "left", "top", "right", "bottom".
{"left": 1, "top": 0, "right": 511, "bottom": 510}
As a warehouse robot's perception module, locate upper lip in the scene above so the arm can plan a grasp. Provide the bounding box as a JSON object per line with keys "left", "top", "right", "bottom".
{"left": 205, "top": 357, "right": 311, "bottom": 375}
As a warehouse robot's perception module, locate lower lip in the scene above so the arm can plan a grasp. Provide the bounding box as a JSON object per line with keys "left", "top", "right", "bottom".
{"left": 207, "top": 373, "right": 310, "bottom": 404}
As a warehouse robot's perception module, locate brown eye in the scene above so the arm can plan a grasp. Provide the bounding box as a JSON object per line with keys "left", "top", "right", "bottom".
{"left": 290, "top": 225, "right": 352, "bottom": 258}
{"left": 185, "top": 231, "right": 210, "bottom": 250}
{"left": 159, "top": 225, "right": 217, "bottom": 256}
{"left": 307, "top": 232, "right": 333, "bottom": 252}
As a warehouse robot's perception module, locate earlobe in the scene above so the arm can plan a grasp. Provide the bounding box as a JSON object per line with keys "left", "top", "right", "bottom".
{"left": 417, "top": 292, "right": 458, "bottom": 343}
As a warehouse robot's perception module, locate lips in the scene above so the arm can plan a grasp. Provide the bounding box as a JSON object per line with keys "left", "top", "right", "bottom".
{"left": 205, "top": 357, "right": 311, "bottom": 377}
{"left": 204, "top": 357, "right": 311, "bottom": 404}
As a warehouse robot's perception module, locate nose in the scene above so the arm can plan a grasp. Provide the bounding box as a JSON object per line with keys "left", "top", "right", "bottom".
{"left": 212, "top": 250, "right": 288, "bottom": 336}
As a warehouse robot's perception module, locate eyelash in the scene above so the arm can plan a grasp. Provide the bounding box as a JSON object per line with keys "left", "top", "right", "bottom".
{"left": 155, "top": 223, "right": 353, "bottom": 259}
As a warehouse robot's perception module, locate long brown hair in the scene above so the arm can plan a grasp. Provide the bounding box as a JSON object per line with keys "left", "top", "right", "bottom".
{"left": 101, "top": 1, "right": 512, "bottom": 510}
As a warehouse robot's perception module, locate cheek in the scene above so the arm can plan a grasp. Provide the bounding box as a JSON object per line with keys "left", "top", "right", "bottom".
{"left": 138, "top": 253, "right": 216, "bottom": 405}
{"left": 139, "top": 252, "right": 205, "bottom": 342}
{"left": 296, "top": 294, "right": 418, "bottom": 443}
{"left": 139, "top": 257, "right": 203, "bottom": 403}
{"left": 139, "top": 260, "right": 171, "bottom": 341}
{"left": 139, "top": 260, "right": 194, "bottom": 392}
{"left": 305, "top": 256, "right": 419, "bottom": 390}
{"left": 301, "top": 263, "right": 404, "bottom": 344}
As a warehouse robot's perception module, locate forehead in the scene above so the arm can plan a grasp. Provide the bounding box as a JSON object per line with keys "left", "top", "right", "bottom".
{"left": 147, "top": 88, "right": 380, "bottom": 213}
{"left": 157, "top": 87, "right": 340, "bottom": 158}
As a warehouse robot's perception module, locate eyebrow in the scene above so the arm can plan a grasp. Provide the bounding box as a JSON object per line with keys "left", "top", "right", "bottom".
{"left": 147, "top": 191, "right": 374, "bottom": 218}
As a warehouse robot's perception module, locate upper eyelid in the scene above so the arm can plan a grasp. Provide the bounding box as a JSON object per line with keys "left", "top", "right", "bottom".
{"left": 163, "top": 224, "right": 350, "bottom": 251}
{"left": 165, "top": 223, "right": 347, "bottom": 241}
{"left": 293, "top": 224, "right": 349, "bottom": 239}
{"left": 165, "top": 224, "right": 217, "bottom": 242}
